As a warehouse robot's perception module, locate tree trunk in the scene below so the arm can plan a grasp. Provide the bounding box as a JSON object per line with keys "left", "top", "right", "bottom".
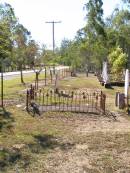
{"left": 20, "top": 65, "right": 24, "bottom": 84}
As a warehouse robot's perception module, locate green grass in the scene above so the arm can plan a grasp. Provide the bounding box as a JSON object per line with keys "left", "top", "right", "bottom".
{"left": 0, "top": 72, "right": 129, "bottom": 172}
{"left": 0, "top": 72, "right": 125, "bottom": 111}
{"left": 0, "top": 72, "right": 48, "bottom": 100}
{"left": 0, "top": 107, "right": 74, "bottom": 172}
{"left": 59, "top": 73, "right": 124, "bottom": 111}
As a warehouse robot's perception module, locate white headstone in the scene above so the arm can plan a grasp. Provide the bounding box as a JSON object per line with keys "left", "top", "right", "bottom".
{"left": 102, "top": 61, "right": 109, "bottom": 84}
{"left": 124, "top": 69, "right": 129, "bottom": 97}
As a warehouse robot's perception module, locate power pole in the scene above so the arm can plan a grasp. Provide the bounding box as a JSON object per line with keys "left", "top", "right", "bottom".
{"left": 45, "top": 21, "right": 61, "bottom": 53}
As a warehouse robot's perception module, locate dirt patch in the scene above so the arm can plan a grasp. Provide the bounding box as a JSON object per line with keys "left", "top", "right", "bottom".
{"left": 75, "top": 114, "right": 130, "bottom": 133}
{"left": 38, "top": 113, "right": 130, "bottom": 173}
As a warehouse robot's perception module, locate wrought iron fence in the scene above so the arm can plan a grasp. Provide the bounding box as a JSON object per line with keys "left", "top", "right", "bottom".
{"left": 26, "top": 86, "right": 106, "bottom": 114}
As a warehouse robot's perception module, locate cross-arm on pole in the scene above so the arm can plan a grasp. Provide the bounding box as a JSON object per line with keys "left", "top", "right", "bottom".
{"left": 45, "top": 21, "right": 61, "bottom": 53}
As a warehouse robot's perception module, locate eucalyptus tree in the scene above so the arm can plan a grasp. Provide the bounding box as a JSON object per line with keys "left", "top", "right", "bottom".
{"left": 59, "top": 38, "right": 72, "bottom": 65}
{"left": 84, "top": 0, "right": 106, "bottom": 39}
{"left": 82, "top": 0, "right": 108, "bottom": 70}
{"left": 0, "top": 3, "right": 17, "bottom": 70}
{"left": 106, "top": 8, "right": 130, "bottom": 67}
{"left": 26, "top": 39, "right": 40, "bottom": 68}
{"left": 14, "top": 24, "right": 31, "bottom": 83}
{"left": 0, "top": 21, "right": 12, "bottom": 69}
{"left": 0, "top": 2, "right": 17, "bottom": 107}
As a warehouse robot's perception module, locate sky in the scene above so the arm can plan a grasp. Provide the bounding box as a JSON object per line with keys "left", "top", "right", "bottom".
{"left": 1, "top": 0, "right": 121, "bottom": 49}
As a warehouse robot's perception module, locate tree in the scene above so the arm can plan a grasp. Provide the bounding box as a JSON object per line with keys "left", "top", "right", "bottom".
{"left": 14, "top": 24, "right": 31, "bottom": 83}
{"left": 84, "top": 0, "right": 106, "bottom": 39}
{"left": 108, "top": 46, "right": 128, "bottom": 80}
{"left": 106, "top": 8, "right": 130, "bottom": 67}
{"left": 0, "top": 22, "right": 12, "bottom": 68}
{"left": 59, "top": 38, "right": 72, "bottom": 65}
{"left": 26, "top": 40, "right": 39, "bottom": 68}
{"left": 0, "top": 3, "right": 17, "bottom": 70}
{"left": 80, "top": 0, "right": 108, "bottom": 70}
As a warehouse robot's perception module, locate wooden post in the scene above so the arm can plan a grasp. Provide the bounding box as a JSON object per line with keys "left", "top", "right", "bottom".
{"left": 62, "top": 69, "right": 64, "bottom": 78}
{"left": 26, "top": 90, "right": 29, "bottom": 111}
{"left": 53, "top": 65, "right": 55, "bottom": 75}
{"left": 55, "top": 73, "right": 59, "bottom": 90}
{"left": 1, "top": 67, "right": 4, "bottom": 108}
{"left": 45, "top": 66, "right": 47, "bottom": 86}
{"left": 69, "top": 67, "right": 70, "bottom": 76}
{"left": 35, "top": 72, "right": 39, "bottom": 90}
{"left": 50, "top": 90, "right": 53, "bottom": 111}
{"left": 100, "top": 91, "right": 106, "bottom": 113}
{"left": 71, "top": 91, "right": 74, "bottom": 112}
{"left": 103, "top": 94, "right": 106, "bottom": 113}
{"left": 63, "top": 69, "right": 66, "bottom": 77}
{"left": 42, "top": 93, "right": 45, "bottom": 112}
{"left": 50, "top": 69, "right": 53, "bottom": 84}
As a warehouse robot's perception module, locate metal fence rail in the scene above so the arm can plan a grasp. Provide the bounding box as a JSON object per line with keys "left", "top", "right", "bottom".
{"left": 26, "top": 86, "right": 106, "bottom": 114}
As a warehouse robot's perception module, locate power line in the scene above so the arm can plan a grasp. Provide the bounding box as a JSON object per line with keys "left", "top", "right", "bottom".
{"left": 45, "top": 21, "right": 61, "bottom": 53}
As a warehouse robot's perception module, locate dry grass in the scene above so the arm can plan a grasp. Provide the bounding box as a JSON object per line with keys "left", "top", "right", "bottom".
{"left": 0, "top": 73, "right": 129, "bottom": 173}
{"left": 0, "top": 107, "right": 130, "bottom": 173}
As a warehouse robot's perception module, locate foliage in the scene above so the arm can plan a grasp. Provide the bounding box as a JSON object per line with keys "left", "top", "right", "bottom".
{"left": 84, "top": 0, "right": 106, "bottom": 39}
{"left": 0, "top": 3, "right": 14, "bottom": 70}
{"left": 108, "top": 46, "right": 128, "bottom": 80}
{"left": 1, "top": 1, "right": 130, "bottom": 78}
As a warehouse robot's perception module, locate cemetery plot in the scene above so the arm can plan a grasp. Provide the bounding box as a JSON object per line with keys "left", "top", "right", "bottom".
{"left": 26, "top": 86, "right": 106, "bottom": 114}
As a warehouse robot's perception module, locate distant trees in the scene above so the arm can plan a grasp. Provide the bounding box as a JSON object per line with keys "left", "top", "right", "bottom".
{"left": 0, "top": 0, "right": 130, "bottom": 79}
{"left": 0, "top": 2, "right": 41, "bottom": 83}
{"left": 57, "top": 0, "right": 130, "bottom": 74}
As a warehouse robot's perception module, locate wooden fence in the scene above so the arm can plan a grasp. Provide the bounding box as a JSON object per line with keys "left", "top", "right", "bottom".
{"left": 26, "top": 86, "right": 106, "bottom": 114}
{"left": 34, "top": 67, "right": 72, "bottom": 90}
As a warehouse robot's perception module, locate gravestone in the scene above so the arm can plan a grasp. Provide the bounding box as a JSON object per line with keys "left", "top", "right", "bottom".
{"left": 115, "top": 92, "right": 125, "bottom": 109}
{"left": 124, "top": 69, "right": 129, "bottom": 98}
{"left": 102, "top": 61, "right": 109, "bottom": 84}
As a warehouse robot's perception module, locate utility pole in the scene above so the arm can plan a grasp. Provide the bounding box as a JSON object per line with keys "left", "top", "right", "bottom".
{"left": 45, "top": 21, "right": 61, "bottom": 53}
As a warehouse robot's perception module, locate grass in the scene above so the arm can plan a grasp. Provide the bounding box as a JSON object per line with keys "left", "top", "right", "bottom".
{"left": 59, "top": 73, "right": 124, "bottom": 111}
{"left": 0, "top": 107, "right": 75, "bottom": 172}
{"left": 0, "top": 107, "right": 129, "bottom": 172}
{"left": 0, "top": 72, "right": 129, "bottom": 172}
{"left": 0, "top": 71, "right": 49, "bottom": 100}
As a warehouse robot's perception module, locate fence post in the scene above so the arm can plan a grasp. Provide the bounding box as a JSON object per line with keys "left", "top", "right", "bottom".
{"left": 62, "top": 68, "right": 63, "bottom": 77}
{"left": 26, "top": 90, "right": 29, "bottom": 111}
{"left": 50, "top": 69, "right": 53, "bottom": 84}
{"left": 100, "top": 91, "right": 106, "bottom": 114}
{"left": 115, "top": 92, "right": 125, "bottom": 109}
{"left": 45, "top": 66, "right": 47, "bottom": 86}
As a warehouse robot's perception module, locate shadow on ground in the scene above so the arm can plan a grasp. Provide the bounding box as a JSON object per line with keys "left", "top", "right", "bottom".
{"left": 0, "top": 148, "right": 21, "bottom": 171}
{"left": 0, "top": 107, "right": 14, "bottom": 132}
{"left": 0, "top": 147, "right": 31, "bottom": 172}
{"left": 0, "top": 133, "right": 75, "bottom": 172}
{"left": 28, "top": 134, "right": 75, "bottom": 154}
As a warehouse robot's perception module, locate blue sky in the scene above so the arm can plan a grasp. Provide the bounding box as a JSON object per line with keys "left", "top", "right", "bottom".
{"left": 1, "top": 0, "right": 121, "bottom": 49}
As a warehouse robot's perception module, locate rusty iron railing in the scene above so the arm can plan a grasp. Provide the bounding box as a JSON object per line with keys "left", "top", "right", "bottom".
{"left": 26, "top": 86, "right": 106, "bottom": 114}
